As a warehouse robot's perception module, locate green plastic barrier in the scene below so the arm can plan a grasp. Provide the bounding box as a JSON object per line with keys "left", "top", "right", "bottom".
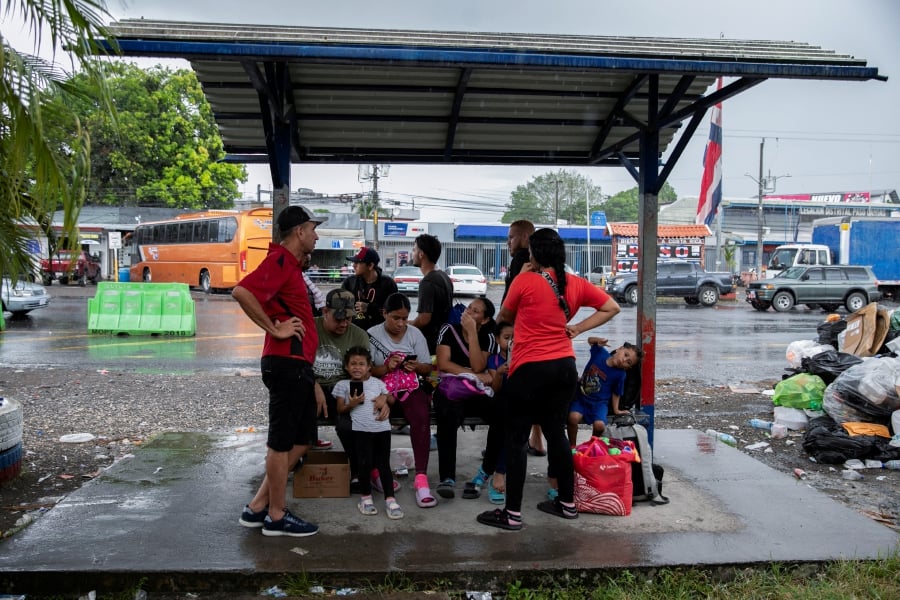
{"left": 87, "top": 282, "right": 196, "bottom": 336}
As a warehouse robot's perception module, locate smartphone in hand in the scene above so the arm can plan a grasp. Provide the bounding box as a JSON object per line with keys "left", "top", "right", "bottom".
{"left": 350, "top": 381, "right": 363, "bottom": 397}
{"left": 404, "top": 355, "right": 417, "bottom": 364}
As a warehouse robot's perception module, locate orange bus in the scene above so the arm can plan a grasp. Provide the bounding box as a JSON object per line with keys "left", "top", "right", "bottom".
{"left": 127, "top": 208, "right": 273, "bottom": 292}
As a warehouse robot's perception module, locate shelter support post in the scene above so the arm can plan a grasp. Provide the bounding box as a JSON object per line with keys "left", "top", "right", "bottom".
{"left": 636, "top": 76, "right": 660, "bottom": 448}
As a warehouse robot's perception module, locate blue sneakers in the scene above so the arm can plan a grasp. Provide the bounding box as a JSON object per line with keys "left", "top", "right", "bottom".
{"left": 261, "top": 509, "right": 319, "bottom": 537}
{"left": 238, "top": 504, "right": 268, "bottom": 528}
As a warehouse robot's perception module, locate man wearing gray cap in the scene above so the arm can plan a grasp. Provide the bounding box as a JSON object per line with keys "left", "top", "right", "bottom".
{"left": 232, "top": 205, "right": 323, "bottom": 537}
{"left": 342, "top": 246, "right": 398, "bottom": 332}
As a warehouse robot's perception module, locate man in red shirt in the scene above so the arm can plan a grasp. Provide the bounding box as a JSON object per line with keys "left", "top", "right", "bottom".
{"left": 232, "top": 205, "right": 324, "bottom": 537}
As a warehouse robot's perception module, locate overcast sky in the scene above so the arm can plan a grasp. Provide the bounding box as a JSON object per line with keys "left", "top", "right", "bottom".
{"left": 7, "top": 0, "right": 900, "bottom": 222}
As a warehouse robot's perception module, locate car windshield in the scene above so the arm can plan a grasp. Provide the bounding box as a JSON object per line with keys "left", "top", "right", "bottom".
{"left": 394, "top": 267, "right": 421, "bottom": 277}
{"left": 452, "top": 267, "right": 481, "bottom": 276}
{"left": 777, "top": 267, "right": 807, "bottom": 280}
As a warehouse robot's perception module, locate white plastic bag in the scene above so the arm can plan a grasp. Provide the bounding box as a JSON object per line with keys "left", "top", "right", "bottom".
{"left": 785, "top": 340, "right": 833, "bottom": 369}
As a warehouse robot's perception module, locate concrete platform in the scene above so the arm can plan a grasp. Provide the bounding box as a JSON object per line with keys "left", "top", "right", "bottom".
{"left": 0, "top": 428, "right": 897, "bottom": 594}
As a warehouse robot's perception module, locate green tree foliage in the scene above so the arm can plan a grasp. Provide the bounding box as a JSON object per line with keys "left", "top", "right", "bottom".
{"left": 502, "top": 170, "right": 603, "bottom": 225}
{"left": 1, "top": 0, "right": 114, "bottom": 277}
{"left": 46, "top": 62, "right": 247, "bottom": 209}
{"left": 502, "top": 171, "right": 678, "bottom": 225}
{"left": 602, "top": 181, "right": 679, "bottom": 222}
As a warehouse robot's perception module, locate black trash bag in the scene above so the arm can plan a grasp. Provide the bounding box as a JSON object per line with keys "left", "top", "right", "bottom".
{"left": 800, "top": 350, "right": 863, "bottom": 384}
{"left": 802, "top": 415, "right": 881, "bottom": 464}
{"left": 817, "top": 319, "right": 847, "bottom": 347}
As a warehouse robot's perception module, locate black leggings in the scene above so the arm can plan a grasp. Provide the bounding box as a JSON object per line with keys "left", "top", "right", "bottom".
{"left": 353, "top": 430, "right": 393, "bottom": 497}
{"left": 434, "top": 388, "right": 494, "bottom": 482}
{"left": 502, "top": 357, "right": 578, "bottom": 513}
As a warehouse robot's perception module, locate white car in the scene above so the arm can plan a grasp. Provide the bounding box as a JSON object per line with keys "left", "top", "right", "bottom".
{"left": 1, "top": 277, "right": 51, "bottom": 316}
{"left": 392, "top": 266, "right": 424, "bottom": 294}
{"left": 588, "top": 266, "right": 613, "bottom": 285}
{"left": 447, "top": 265, "right": 488, "bottom": 296}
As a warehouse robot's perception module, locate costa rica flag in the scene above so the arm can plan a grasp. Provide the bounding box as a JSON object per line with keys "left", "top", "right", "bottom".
{"left": 696, "top": 78, "right": 723, "bottom": 226}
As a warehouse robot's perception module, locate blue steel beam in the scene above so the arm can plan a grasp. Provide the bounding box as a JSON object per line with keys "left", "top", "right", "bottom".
{"left": 110, "top": 40, "right": 881, "bottom": 80}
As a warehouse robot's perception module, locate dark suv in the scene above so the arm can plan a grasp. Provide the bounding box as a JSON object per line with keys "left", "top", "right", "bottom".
{"left": 746, "top": 265, "right": 881, "bottom": 312}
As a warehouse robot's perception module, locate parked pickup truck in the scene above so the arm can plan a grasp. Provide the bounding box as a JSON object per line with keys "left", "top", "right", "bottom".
{"left": 40, "top": 250, "right": 102, "bottom": 286}
{"left": 605, "top": 260, "right": 734, "bottom": 306}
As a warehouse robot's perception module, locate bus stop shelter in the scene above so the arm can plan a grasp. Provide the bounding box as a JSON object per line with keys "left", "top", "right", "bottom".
{"left": 103, "top": 20, "right": 883, "bottom": 437}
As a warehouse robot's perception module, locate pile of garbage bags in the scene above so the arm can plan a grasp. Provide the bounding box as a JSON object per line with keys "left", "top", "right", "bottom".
{"left": 778, "top": 308, "right": 900, "bottom": 464}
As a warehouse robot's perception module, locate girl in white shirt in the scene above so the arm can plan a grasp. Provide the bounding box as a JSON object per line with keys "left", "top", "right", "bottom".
{"left": 334, "top": 346, "right": 402, "bottom": 519}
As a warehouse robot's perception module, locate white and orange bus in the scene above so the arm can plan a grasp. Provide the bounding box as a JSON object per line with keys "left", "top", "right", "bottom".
{"left": 127, "top": 208, "right": 273, "bottom": 292}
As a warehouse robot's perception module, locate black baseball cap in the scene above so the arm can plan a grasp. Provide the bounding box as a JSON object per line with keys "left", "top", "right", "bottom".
{"left": 277, "top": 205, "right": 323, "bottom": 234}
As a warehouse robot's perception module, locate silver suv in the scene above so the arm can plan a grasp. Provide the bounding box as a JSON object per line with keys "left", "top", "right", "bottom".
{"left": 746, "top": 265, "right": 881, "bottom": 312}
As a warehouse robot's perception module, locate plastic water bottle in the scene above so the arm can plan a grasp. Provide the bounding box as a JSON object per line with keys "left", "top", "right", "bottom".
{"left": 705, "top": 429, "right": 737, "bottom": 447}
{"left": 748, "top": 418, "right": 773, "bottom": 431}
{"left": 884, "top": 460, "right": 900, "bottom": 470}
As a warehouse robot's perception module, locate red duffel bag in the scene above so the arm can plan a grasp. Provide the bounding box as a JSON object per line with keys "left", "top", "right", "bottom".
{"left": 572, "top": 436, "right": 637, "bottom": 516}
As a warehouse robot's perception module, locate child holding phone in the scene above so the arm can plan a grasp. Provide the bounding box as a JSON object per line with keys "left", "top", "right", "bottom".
{"left": 333, "top": 346, "right": 403, "bottom": 519}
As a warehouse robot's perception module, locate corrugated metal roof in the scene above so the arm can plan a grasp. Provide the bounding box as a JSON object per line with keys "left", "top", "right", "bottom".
{"left": 104, "top": 20, "right": 882, "bottom": 168}
{"left": 607, "top": 223, "right": 711, "bottom": 238}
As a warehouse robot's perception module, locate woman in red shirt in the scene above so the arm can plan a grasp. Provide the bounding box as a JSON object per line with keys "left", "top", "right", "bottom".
{"left": 477, "top": 228, "right": 622, "bottom": 531}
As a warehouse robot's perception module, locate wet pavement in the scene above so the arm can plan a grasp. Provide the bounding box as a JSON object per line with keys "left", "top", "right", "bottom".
{"left": 0, "top": 427, "right": 896, "bottom": 594}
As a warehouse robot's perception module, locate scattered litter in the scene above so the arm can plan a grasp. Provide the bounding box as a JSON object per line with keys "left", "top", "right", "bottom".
{"left": 261, "top": 586, "right": 287, "bottom": 598}
{"left": 728, "top": 384, "right": 761, "bottom": 394}
{"left": 864, "top": 459, "right": 883, "bottom": 469}
{"left": 235, "top": 426, "right": 257, "bottom": 433}
{"left": 841, "top": 469, "right": 863, "bottom": 481}
{"left": 727, "top": 425, "right": 739, "bottom": 431}
{"left": 876, "top": 475, "right": 886, "bottom": 481}
{"left": 794, "top": 468, "right": 808, "bottom": 480}
{"left": 764, "top": 447, "right": 773, "bottom": 453}
{"left": 96, "top": 369, "right": 109, "bottom": 375}
{"left": 744, "top": 442, "right": 769, "bottom": 451}
{"left": 134, "top": 590, "right": 147, "bottom": 600}
{"left": 466, "top": 593, "right": 493, "bottom": 600}
{"left": 335, "top": 589, "right": 359, "bottom": 596}
{"left": 79, "top": 591, "right": 96, "bottom": 600}
{"left": 59, "top": 433, "right": 95, "bottom": 443}
{"left": 860, "top": 509, "right": 896, "bottom": 526}
{"left": 309, "top": 586, "right": 325, "bottom": 594}
{"left": 154, "top": 467, "right": 163, "bottom": 474}
{"left": 13, "top": 514, "right": 34, "bottom": 528}
{"left": 761, "top": 389, "right": 775, "bottom": 397}
{"left": 785, "top": 440, "right": 795, "bottom": 446}
{"left": 59, "top": 474, "right": 74, "bottom": 480}
{"left": 82, "top": 470, "right": 101, "bottom": 479}
{"left": 37, "top": 473, "right": 52, "bottom": 483}
{"left": 844, "top": 459, "right": 866, "bottom": 470}
{"left": 290, "top": 546, "right": 309, "bottom": 556}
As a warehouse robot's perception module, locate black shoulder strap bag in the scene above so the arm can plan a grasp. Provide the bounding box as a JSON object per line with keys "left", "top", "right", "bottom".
{"left": 540, "top": 271, "right": 571, "bottom": 320}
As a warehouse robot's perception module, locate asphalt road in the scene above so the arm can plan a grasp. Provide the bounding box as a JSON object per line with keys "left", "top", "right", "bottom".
{"left": 2, "top": 282, "right": 892, "bottom": 385}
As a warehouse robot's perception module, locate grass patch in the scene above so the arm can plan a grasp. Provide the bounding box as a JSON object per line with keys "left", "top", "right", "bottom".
{"left": 504, "top": 553, "right": 900, "bottom": 600}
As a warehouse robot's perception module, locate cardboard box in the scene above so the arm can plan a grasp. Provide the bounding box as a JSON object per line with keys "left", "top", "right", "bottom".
{"left": 293, "top": 451, "right": 350, "bottom": 498}
{"left": 840, "top": 302, "right": 877, "bottom": 357}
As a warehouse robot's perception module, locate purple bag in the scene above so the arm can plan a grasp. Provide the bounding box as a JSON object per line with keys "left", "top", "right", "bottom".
{"left": 438, "top": 373, "right": 491, "bottom": 402}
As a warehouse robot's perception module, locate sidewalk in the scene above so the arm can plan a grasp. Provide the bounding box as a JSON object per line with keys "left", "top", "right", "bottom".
{"left": 0, "top": 427, "right": 896, "bottom": 594}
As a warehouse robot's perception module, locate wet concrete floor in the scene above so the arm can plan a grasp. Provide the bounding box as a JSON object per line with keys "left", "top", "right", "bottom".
{"left": 0, "top": 428, "right": 897, "bottom": 594}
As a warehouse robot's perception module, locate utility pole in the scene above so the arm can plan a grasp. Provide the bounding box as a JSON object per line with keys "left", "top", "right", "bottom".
{"left": 359, "top": 165, "right": 389, "bottom": 250}
{"left": 745, "top": 139, "right": 790, "bottom": 278}
{"left": 586, "top": 188, "right": 592, "bottom": 277}
{"left": 554, "top": 178, "right": 560, "bottom": 229}
{"left": 756, "top": 138, "right": 765, "bottom": 275}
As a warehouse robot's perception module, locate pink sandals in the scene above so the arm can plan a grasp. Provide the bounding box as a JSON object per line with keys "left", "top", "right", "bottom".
{"left": 414, "top": 473, "right": 437, "bottom": 508}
